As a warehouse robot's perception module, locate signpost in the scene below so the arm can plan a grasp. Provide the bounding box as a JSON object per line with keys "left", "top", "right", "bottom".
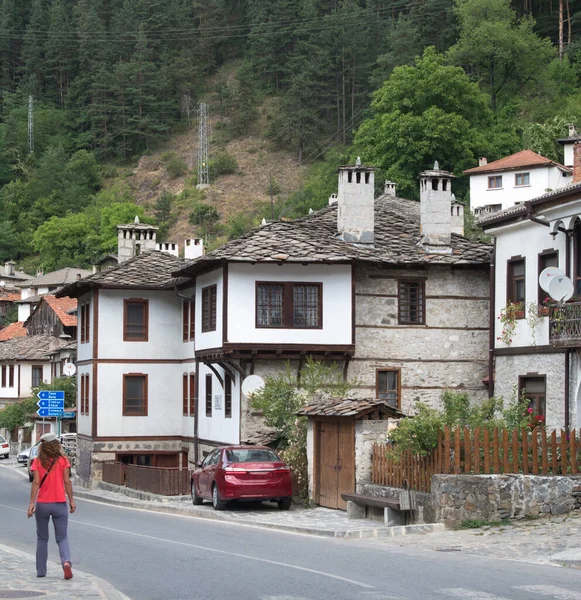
{"left": 36, "top": 391, "right": 65, "bottom": 436}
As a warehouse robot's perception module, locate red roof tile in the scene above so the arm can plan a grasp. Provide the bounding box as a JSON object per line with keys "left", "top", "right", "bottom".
{"left": 464, "top": 149, "right": 569, "bottom": 174}
{"left": 42, "top": 295, "right": 77, "bottom": 327}
{"left": 0, "top": 321, "right": 26, "bottom": 341}
{"left": 0, "top": 291, "right": 21, "bottom": 302}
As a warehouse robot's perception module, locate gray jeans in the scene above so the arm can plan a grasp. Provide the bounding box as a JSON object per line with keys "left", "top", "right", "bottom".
{"left": 35, "top": 502, "right": 71, "bottom": 577}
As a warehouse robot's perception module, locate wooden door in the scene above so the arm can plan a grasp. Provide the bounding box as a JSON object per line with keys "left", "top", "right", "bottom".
{"left": 317, "top": 421, "right": 355, "bottom": 510}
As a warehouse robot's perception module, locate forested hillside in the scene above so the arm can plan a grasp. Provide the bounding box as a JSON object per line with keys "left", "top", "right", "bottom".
{"left": 1, "top": 0, "right": 581, "bottom": 269}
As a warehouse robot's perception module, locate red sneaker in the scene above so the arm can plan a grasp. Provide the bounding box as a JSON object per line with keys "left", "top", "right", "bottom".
{"left": 63, "top": 562, "right": 73, "bottom": 580}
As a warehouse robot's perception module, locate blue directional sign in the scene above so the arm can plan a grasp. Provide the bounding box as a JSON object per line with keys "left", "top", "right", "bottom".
{"left": 37, "top": 390, "right": 65, "bottom": 401}
{"left": 37, "top": 399, "right": 65, "bottom": 409}
{"left": 62, "top": 411, "right": 76, "bottom": 419}
{"left": 36, "top": 408, "right": 64, "bottom": 418}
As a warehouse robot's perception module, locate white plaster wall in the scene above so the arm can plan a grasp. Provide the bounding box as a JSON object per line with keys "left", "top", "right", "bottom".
{"left": 197, "top": 362, "right": 240, "bottom": 444}
{"left": 470, "top": 167, "right": 570, "bottom": 212}
{"left": 98, "top": 289, "right": 194, "bottom": 360}
{"left": 0, "top": 363, "right": 51, "bottom": 400}
{"left": 76, "top": 292, "right": 93, "bottom": 362}
{"left": 227, "top": 263, "right": 352, "bottom": 345}
{"left": 195, "top": 269, "right": 223, "bottom": 351}
{"left": 97, "top": 363, "right": 185, "bottom": 437}
{"left": 17, "top": 303, "right": 31, "bottom": 322}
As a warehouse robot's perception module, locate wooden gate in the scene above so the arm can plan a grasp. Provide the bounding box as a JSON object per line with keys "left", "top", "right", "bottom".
{"left": 316, "top": 421, "right": 355, "bottom": 510}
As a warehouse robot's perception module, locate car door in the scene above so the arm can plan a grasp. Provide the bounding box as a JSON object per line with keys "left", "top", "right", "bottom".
{"left": 198, "top": 449, "right": 219, "bottom": 497}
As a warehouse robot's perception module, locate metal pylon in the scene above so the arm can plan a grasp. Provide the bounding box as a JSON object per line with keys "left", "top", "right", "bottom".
{"left": 197, "top": 102, "right": 209, "bottom": 187}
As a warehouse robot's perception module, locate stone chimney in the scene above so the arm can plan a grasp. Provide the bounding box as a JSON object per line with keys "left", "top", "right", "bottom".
{"left": 4, "top": 261, "right": 14, "bottom": 276}
{"left": 117, "top": 217, "right": 158, "bottom": 262}
{"left": 450, "top": 194, "right": 464, "bottom": 236}
{"left": 336, "top": 157, "right": 375, "bottom": 244}
{"left": 419, "top": 161, "right": 455, "bottom": 253}
{"left": 328, "top": 194, "right": 338, "bottom": 205}
{"left": 570, "top": 124, "right": 577, "bottom": 138}
{"left": 155, "top": 242, "right": 179, "bottom": 257}
{"left": 384, "top": 181, "right": 396, "bottom": 198}
{"left": 573, "top": 142, "right": 581, "bottom": 184}
{"left": 36, "top": 268, "right": 44, "bottom": 278}
{"left": 184, "top": 238, "right": 205, "bottom": 260}
{"left": 479, "top": 157, "right": 488, "bottom": 167}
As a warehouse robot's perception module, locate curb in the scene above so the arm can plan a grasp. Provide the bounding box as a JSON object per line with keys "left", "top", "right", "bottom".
{"left": 551, "top": 549, "right": 581, "bottom": 569}
{"left": 0, "top": 542, "right": 131, "bottom": 600}
{"left": 74, "top": 488, "right": 444, "bottom": 539}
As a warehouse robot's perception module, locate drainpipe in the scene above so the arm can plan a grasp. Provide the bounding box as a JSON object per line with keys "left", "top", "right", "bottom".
{"left": 488, "top": 239, "right": 496, "bottom": 398}
{"left": 565, "top": 349, "right": 571, "bottom": 429}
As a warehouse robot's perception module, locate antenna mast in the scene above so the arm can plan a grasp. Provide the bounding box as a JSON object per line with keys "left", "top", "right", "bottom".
{"left": 196, "top": 102, "right": 210, "bottom": 189}
{"left": 28, "top": 95, "right": 34, "bottom": 155}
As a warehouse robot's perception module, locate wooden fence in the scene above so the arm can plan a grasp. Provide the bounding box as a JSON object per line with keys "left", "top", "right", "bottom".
{"left": 102, "top": 462, "right": 190, "bottom": 496}
{"left": 372, "top": 427, "right": 581, "bottom": 493}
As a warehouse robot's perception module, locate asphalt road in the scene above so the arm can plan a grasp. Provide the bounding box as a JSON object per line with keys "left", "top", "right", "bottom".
{"left": 1, "top": 464, "right": 581, "bottom": 600}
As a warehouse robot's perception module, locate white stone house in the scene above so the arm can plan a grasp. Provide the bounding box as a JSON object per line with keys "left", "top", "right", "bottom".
{"left": 465, "top": 150, "right": 571, "bottom": 215}
{"left": 0, "top": 261, "right": 32, "bottom": 287}
{"left": 57, "top": 222, "right": 195, "bottom": 483}
{"left": 174, "top": 160, "right": 492, "bottom": 508}
{"left": 480, "top": 148, "right": 581, "bottom": 430}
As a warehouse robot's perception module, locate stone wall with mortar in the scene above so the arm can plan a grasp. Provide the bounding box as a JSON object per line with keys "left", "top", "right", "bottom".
{"left": 350, "top": 263, "right": 490, "bottom": 414}
{"left": 431, "top": 474, "right": 581, "bottom": 528}
{"left": 494, "top": 352, "right": 567, "bottom": 429}
{"left": 355, "top": 420, "right": 389, "bottom": 491}
{"left": 361, "top": 483, "right": 436, "bottom": 524}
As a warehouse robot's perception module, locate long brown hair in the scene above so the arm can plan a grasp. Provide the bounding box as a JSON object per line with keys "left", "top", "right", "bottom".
{"left": 38, "top": 439, "right": 63, "bottom": 469}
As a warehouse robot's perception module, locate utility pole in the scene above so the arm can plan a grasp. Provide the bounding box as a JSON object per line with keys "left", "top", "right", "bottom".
{"left": 28, "top": 95, "right": 34, "bottom": 155}
{"left": 196, "top": 102, "right": 210, "bottom": 189}
{"left": 269, "top": 172, "right": 274, "bottom": 221}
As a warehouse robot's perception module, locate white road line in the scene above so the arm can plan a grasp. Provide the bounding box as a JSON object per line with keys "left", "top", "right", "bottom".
{"left": 0, "top": 503, "right": 374, "bottom": 590}
{"left": 358, "top": 592, "right": 406, "bottom": 599}
{"left": 515, "top": 586, "right": 581, "bottom": 599}
{"left": 437, "top": 589, "right": 512, "bottom": 599}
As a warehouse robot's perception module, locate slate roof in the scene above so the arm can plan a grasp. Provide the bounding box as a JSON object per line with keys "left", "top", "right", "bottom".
{"left": 0, "top": 322, "right": 26, "bottom": 342}
{"left": 17, "top": 267, "right": 92, "bottom": 289}
{"left": 176, "top": 196, "right": 491, "bottom": 277}
{"left": 41, "top": 296, "right": 78, "bottom": 327}
{"left": 0, "top": 335, "right": 58, "bottom": 361}
{"left": 0, "top": 265, "right": 32, "bottom": 280}
{"left": 56, "top": 251, "right": 189, "bottom": 299}
{"left": 298, "top": 397, "right": 404, "bottom": 418}
{"left": 464, "top": 150, "right": 570, "bottom": 175}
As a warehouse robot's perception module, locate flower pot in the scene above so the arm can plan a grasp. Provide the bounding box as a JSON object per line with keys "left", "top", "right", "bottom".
{"left": 514, "top": 310, "right": 525, "bottom": 319}
{"left": 538, "top": 306, "right": 549, "bottom": 317}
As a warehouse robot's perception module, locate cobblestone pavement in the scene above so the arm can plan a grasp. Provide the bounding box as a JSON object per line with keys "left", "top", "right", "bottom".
{"left": 0, "top": 543, "right": 130, "bottom": 600}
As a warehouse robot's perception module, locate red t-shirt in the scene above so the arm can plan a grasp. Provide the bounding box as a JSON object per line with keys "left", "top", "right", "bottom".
{"left": 31, "top": 456, "right": 70, "bottom": 503}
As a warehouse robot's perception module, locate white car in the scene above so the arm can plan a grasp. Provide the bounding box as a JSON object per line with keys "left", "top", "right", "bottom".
{"left": 17, "top": 446, "right": 32, "bottom": 464}
{"left": 0, "top": 435, "right": 9, "bottom": 459}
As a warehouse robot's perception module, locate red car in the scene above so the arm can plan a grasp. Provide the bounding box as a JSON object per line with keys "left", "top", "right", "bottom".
{"left": 191, "top": 445, "right": 293, "bottom": 511}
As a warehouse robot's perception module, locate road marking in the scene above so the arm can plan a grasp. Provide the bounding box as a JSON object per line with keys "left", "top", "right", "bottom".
{"left": 437, "top": 590, "right": 512, "bottom": 599}
{"left": 0, "top": 502, "right": 374, "bottom": 591}
{"left": 515, "top": 586, "right": 581, "bottom": 599}
{"left": 358, "top": 592, "right": 406, "bottom": 599}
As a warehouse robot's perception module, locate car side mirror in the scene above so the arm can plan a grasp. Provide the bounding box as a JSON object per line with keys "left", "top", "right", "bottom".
{"left": 195, "top": 461, "right": 202, "bottom": 468}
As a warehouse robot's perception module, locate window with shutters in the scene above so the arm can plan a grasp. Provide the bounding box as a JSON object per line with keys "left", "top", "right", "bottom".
{"left": 183, "top": 374, "right": 188, "bottom": 416}
{"left": 80, "top": 302, "right": 90, "bottom": 343}
{"left": 8, "top": 365, "right": 13, "bottom": 388}
{"left": 224, "top": 374, "right": 232, "bottom": 418}
{"left": 256, "top": 282, "right": 322, "bottom": 328}
{"left": 183, "top": 302, "right": 189, "bottom": 342}
{"left": 1, "top": 366, "right": 5, "bottom": 388}
{"left": 123, "top": 299, "right": 148, "bottom": 341}
{"left": 205, "top": 374, "right": 212, "bottom": 417}
{"left": 189, "top": 373, "right": 195, "bottom": 416}
{"left": 123, "top": 374, "right": 148, "bottom": 416}
{"left": 201, "top": 285, "right": 217, "bottom": 332}
{"left": 398, "top": 280, "right": 425, "bottom": 325}
{"left": 376, "top": 369, "right": 401, "bottom": 409}
{"left": 189, "top": 300, "right": 195, "bottom": 340}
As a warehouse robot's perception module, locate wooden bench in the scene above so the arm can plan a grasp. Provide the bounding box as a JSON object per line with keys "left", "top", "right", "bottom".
{"left": 341, "top": 492, "right": 411, "bottom": 526}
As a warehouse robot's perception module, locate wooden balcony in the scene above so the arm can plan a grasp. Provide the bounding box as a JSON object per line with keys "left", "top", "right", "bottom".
{"left": 549, "top": 301, "right": 581, "bottom": 347}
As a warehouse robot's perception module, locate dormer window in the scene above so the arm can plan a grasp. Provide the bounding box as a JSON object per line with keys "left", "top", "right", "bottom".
{"left": 515, "top": 173, "right": 530, "bottom": 187}
{"left": 488, "top": 176, "right": 502, "bottom": 189}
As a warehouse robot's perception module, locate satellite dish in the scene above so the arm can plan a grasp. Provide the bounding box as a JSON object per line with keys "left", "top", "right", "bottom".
{"left": 539, "top": 267, "right": 565, "bottom": 293}
{"left": 241, "top": 375, "right": 265, "bottom": 397}
{"left": 547, "top": 274, "right": 574, "bottom": 302}
{"left": 62, "top": 363, "right": 76, "bottom": 377}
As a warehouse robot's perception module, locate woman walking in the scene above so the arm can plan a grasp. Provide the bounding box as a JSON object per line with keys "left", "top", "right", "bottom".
{"left": 27, "top": 432, "right": 76, "bottom": 579}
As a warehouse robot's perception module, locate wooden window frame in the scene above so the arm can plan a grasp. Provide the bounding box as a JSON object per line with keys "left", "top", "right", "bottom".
{"left": 538, "top": 249, "right": 559, "bottom": 306}
{"left": 224, "top": 374, "right": 232, "bottom": 419}
{"left": 518, "top": 374, "right": 546, "bottom": 417}
{"left": 205, "top": 374, "right": 212, "bottom": 417}
{"left": 183, "top": 373, "right": 188, "bottom": 416}
{"left": 182, "top": 302, "right": 189, "bottom": 343}
{"left": 515, "top": 172, "right": 530, "bottom": 187}
{"left": 255, "top": 281, "right": 323, "bottom": 329}
{"left": 80, "top": 374, "right": 85, "bottom": 415}
{"left": 31, "top": 365, "right": 43, "bottom": 388}
{"left": 507, "top": 257, "right": 526, "bottom": 308}
{"left": 189, "top": 373, "right": 195, "bottom": 416}
{"left": 1, "top": 365, "right": 5, "bottom": 388}
{"left": 123, "top": 299, "right": 149, "bottom": 342}
{"left": 375, "top": 368, "right": 401, "bottom": 410}
{"left": 122, "top": 374, "right": 148, "bottom": 417}
{"left": 189, "top": 299, "right": 195, "bottom": 341}
{"left": 80, "top": 302, "right": 90, "bottom": 344}
{"left": 8, "top": 365, "right": 14, "bottom": 388}
{"left": 84, "top": 373, "right": 89, "bottom": 415}
{"left": 488, "top": 175, "right": 503, "bottom": 189}
{"left": 201, "top": 285, "right": 217, "bottom": 333}
{"left": 398, "top": 279, "right": 426, "bottom": 325}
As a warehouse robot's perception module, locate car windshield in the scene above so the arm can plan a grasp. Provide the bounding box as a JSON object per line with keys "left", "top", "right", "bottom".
{"left": 0, "top": 436, "right": 6, "bottom": 443}
{"left": 225, "top": 449, "right": 280, "bottom": 463}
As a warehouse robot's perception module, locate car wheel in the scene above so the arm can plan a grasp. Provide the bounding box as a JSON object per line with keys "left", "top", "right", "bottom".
{"left": 278, "top": 498, "right": 292, "bottom": 510}
{"left": 212, "top": 483, "right": 226, "bottom": 511}
{"left": 191, "top": 481, "right": 203, "bottom": 506}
